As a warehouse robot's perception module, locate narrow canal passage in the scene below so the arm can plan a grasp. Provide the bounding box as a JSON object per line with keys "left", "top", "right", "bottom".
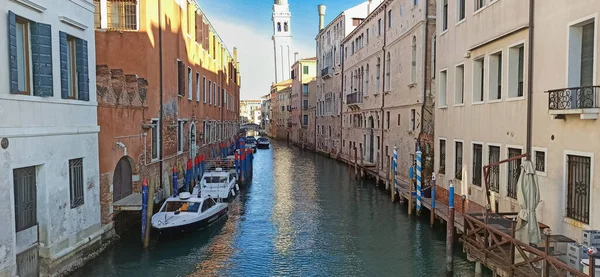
{"left": 72, "top": 141, "right": 488, "bottom": 277}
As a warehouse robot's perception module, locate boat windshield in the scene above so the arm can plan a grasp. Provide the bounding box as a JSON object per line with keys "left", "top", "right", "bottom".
{"left": 161, "top": 201, "right": 201, "bottom": 213}
{"left": 257, "top": 138, "right": 268, "bottom": 142}
{"left": 204, "top": 176, "right": 228, "bottom": 183}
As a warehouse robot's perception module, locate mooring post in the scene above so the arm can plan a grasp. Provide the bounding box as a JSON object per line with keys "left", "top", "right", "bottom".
{"left": 588, "top": 247, "right": 597, "bottom": 277}
{"left": 143, "top": 178, "right": 155, "bottom": 248}
{"left": 408, "top": 164, "right": 414, "bottom": 215}
{"left": 430, "top": 173, "right": 436, "bottom": 227}
{"left": 354, "top": 147, "right": 358, "bottom": 178}
{"left": 141, "top": 178, "right": 148, "bottom": 243}
{"left": 416, "top": 148, "right": 422, "bottom": 216}
{"left": 359, "top": 144, "right": 364, "bottom": 178}
{"left": 392, "top": 146, "right": 398, "bottom": 202}
{"left": 446, "top": 181, "right": 455, "bottom": 275}
{"left": 172, "top": 166, "right": 178, "bottom": 197}
{"left": 235, "top": 152, "right": 239, "bottom": 181}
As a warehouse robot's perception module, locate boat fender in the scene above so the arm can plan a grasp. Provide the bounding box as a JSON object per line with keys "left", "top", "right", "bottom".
{"left": 231, "top": 189, "right": 236, "bottom": 197}
{"left": 235, "top": 183, "right": 240, "bottom": 191}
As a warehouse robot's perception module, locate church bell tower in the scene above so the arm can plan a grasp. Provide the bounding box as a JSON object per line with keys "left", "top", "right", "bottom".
{"left": 272, "top": 0, "right": 292, "bottom": 83}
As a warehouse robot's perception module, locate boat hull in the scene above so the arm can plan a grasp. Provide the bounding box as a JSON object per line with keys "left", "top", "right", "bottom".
{"left": 257, "top": 143, "right": 269, "bottom": 149}
{"left": 152, "top": 206, "right": 228, "bottom": 237}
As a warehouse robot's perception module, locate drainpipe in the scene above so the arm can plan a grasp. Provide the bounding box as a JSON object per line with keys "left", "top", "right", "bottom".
{"left": 340, "top": 39, "right": 345, "bottom": 157}
{"left": 526, "top": 0, "right": 534, "bottom": 159}
{"left": 158, "top": 0, "right": 164, "bottom": 188}
{"left": 418, "top": 0, "right": 430, "bottom": 168}
{"left": 380, "top": 3, "right": 388, "bottom": 171}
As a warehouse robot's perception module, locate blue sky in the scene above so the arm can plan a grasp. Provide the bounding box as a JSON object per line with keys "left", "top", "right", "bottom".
{"left": 196, "top": 0, "right": 366, "bottom": 99}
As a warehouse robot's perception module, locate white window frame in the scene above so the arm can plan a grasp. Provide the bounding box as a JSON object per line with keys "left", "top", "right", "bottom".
{"left": 488, "top": 50, "right": 503, "bottom": 102}
{"left": 177, "top": 119, "right": 184, "bottom": 154}
{"left": 507, "top": 40, "right": 527, "bottom": 100}
{"left": 566, "top": 14, "right": 598, "bottom": 88}
{"left": 195, "top": 72, "right": 200, "bottom": 102}
{"left": 187, "top": 67, "right": 192, "bottom": 100}
{"left": 203, "top": 76, "right": 207, "bottom": 103}
{"left": 438, "top": 137, "right": 447, "bottom": 175}
{"left": 505, "top": 144, "right": 524, "bottom": 203}
{"left": 439, "top": 68, "right": 448, "bottom": 108}
{"left": 562, "top": 150, "right": 595, "bottom": 228}
{"left": 485, "top": 142, "right": 503, "bottom": 197}
{"left": 470, "top": 141, "right": 484, "bottom": 190}
{"left": 151, "top": 118, "right": 160, "bottom": 162}
{"left": 453, "top": 139, "right": 465, "bottom": 183}
{"left": 472, "top": 56, "right": 485, "bottom": 104}
{"left": 532, "top": 147, "right": 548, "bottom": 177}
{"left": 455, "top": 63, "right": 465, "bottom": 106}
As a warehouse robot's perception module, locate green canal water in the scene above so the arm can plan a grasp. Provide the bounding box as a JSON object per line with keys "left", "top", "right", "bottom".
{"left": 72, "top": 141, "right": 490, "bottom": 277}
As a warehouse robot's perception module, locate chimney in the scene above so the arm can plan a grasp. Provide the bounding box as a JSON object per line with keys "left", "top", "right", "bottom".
{"left": 318, "top": 4, "right": 326, "bottom": 31}
{"left": 294, "top": 52, "right": 299, "bottom": 62}
{"left": 368, "top": 0, "right": 373, "bottom": 14}
{"left": 233, "top": 47, "right": 238, "bottom": 63}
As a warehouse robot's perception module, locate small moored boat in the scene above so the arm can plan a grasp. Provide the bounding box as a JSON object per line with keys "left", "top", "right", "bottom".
{"left": 198, "top": 167, "right": 238, "bottom": 201}
{"left": 257, "top": 137, "right": 270, "bottom": 149}
{"left": 245, "top": 136, "right": 257, "bottom": 152}
{"left": 151, "top": 192, "right": 228, "bottom": 237}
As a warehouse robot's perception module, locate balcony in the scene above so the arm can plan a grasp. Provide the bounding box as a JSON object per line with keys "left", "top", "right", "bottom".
{"left": 346, "top": 92, "right": 363, "bottom": 105}
{"left": 546, "top": 86, "right": 600, "bottom": 120}
{"left": 321, "top": 67, "right": 333, "bottom": 79}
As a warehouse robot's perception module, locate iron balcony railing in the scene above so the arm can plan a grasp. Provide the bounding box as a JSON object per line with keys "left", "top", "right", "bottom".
{"left": 346, "top": 92, "right": 363, "bottom": 105}
{"left": 546, "top": 85, "right": 600, "bottom": 110}
{"left": 321, "top": 66, "right": 333, "bottom": 79}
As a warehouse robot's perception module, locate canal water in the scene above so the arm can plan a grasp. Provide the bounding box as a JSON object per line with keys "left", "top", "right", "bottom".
{"left": 72, "top": 141, "right": 490, "bottom": 277}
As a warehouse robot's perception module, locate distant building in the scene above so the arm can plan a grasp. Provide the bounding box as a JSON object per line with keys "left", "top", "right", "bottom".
{"left": 270, "top": 80, "right": 293, "bottom": 139}
{"left": 290, "top": 58, "right": 317, "bottom": 148}
{"left": 240, "top": 100, "right": 263, "bottom": 125}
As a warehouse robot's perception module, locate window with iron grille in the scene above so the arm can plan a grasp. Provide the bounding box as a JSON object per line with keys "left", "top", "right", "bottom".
{"left": 13, "top": 166, "right": 37, "bottom": 232}
{"left": 507, "top": 148, "right": 522, "bottom": 199}
{"left": 107, "top": 0, "right": 138, "bottom": 31}
{"left": 69, "top": 158, "right": 84, "bottom": 208}
{"left": 535, "top": 150, "right": 546, "bottom": 172}
{"left": 472, "top": 144, "right": 482, "bottom": 186}
{"left": 455, "top": 141, "right": 463, "bottom": 180}
{"left": 439, "top": 139, "right": 446, "bottom": 174}
{"left": 566, "top": 155, "right": 591, "bottom": 224}
{"left": 488, "top": 146, "right": 500, "bottom": 193}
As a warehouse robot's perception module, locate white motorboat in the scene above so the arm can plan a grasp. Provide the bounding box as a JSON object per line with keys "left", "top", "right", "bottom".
{"left": 151, "top": 192, "right": 228, "bottom": 236}
{"left": 257, "top": 137, "right": 270, "bottom": 149}
{"left": 245, "top": 136, "right": 257, "bottom": 152}
{"left": 197, "top": 167, "right": 238, "bottom": 201}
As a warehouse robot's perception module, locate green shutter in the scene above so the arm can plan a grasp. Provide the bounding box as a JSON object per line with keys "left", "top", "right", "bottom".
{"left": 8, "top": 11, "right": 18, "bottom": 94}
{"left": 76, "top": 38, "right": 89, "bottom": 101}
{"left": 59, "top": 32, "right": 69, "bottom": 99}
{"left": 31, "top": 22, "right": 53, "bottom": 97}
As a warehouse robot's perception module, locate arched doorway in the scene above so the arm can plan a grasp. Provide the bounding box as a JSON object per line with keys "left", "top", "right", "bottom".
{"left": 113, "top": 157, "right": 132, "bottom": 202}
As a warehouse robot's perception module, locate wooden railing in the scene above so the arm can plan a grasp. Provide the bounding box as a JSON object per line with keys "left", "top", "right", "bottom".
{"left": 462, "top": 212, "right": 589, "bottom": 277}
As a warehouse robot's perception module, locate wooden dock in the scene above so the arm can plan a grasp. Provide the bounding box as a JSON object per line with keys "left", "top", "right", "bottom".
{"left": 113, "top": 193, "right": 142, "bottom": 211}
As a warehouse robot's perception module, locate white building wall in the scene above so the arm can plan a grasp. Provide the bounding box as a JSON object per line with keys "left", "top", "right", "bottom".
{"left": 0, "top": 0, "right": 101, "bottom": 275}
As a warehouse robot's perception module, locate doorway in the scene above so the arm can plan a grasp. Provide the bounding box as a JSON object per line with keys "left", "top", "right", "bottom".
{"left": 113, "top": 157, "right": 132, "bottom": 202}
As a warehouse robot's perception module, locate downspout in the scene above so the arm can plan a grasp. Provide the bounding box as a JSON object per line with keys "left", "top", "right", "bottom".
{"left": 380, "top": 3, "right": 388, "bottom": 171}
{"left": 340, "top": 41, "right": 345, "bottom": 157}
{"left": 158, "top": 0, "right": 164, "bottom": 188}
{"left": 419, "top": 0, "right": 429, "bottom": 164}
{"left": 526, "top": 0, "right": 534, "bottom": 159}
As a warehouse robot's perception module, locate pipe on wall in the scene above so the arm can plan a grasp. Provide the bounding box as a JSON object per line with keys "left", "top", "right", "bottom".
{"left": 526, "top": 0, "right": 534, "bottom": 159}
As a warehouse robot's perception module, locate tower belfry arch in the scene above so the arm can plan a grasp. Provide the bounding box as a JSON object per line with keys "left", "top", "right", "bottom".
{"left": 272, "top": 0, "right": 292, "bottom": 83}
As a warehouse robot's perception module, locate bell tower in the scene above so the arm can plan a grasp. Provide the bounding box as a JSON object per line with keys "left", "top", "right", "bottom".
{"left": 272, "top": 0, "right": 292, "bottom": 82}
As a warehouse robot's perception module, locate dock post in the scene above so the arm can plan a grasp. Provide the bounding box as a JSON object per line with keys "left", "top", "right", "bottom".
{"left": 392, "top": 146, "right": 398, "bottom": 202}
{"left": 240, "top": 150, "right": 245, "bottom": 184}
{"left": 172, "top": 166, "right": 178, "bottom": 197}
{"left": 446, "top": 181, "right": 455, "bottom": 275}
{"left": 588, "top": 247, "right": 597, "bottom": 277}
{"left": 359, "top": 144, "right": 364, "bottom": 178}
{"left": 416, "top": 148, "right": 422, "bottom": 216}
{"left": 430, "top": 173, "right": 436, "bottom": 227}
{"left": 235, "top": 152, "right": 239, "bottom": 181}
{"left": 354, "top": 147, "right": 358, "bottom": 178}
{"left": 143, "top": 178, "right": 155, "bottom": 248}
{"left": 474, "top": 262, "right": 482, "bottom": 277}
{"left": 141, "top": 178, "right": 148, "bottom": 242}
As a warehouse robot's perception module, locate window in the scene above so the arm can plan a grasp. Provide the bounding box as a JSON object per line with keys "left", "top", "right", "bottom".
{"left": 397, "top": 114, "right": 401, "bottom": 126}
{"left": 208, "top": 80, "right": 212, "bottom": 104}
{"left": 386, "top": 111, "right": 390, "bottom": 129}
{"left": 14, "top": 17, "right": 31, "bottom": 95}
{"left": 410, "top": 109, "right": 416, "bottom": 131}
{"left": 213, "top": 83, "right": 216, "bottom": 106}
{"left": 489, "top": 52, "right": 502, "bottom": 100}
{"left": 439, "top": 139, "right": 446, "bottom": 174}
{"left": 66, "top": 36, "right": 78, "bottom": 99}
{"left": 303, "top": 84, "right": 309, "bottom": 95}
{"left": 507, "top": 148, "right": 522, "bottom": 199}
{"left": 414, "top": 0, "right": 418, "bottom": 5}
{"left": 488, "top": 146, "right": 500, "bottom": 192}
{"left": 439, "top": 70, "right": 447, "bottom": 106}
{"left": 107, "top": 0, "right": 138, "bottom": 30}
{"left": 455, "top": 141, "right": 463, "bottom": 180}
{"left": 473, "top": 57, "right": 484, "bottom": 102}
{"left": 303, "top": 114, "right": 309, "bottom": 125}
{"left": 568, "top": 20, "right": 595, "bottom": 88}
{"left": 13, "top": 166, "right": 36, "bottom": 232}
{"left": 303, "top": 99, "right": 309, "bottom": 109}
{"left": 411, "top": 36, "right": 417, "bottom": 83}
{"left": 196, "top": 73, "right": 200, "bottom": 101}
{"left": 284, "top": 22, "right": 288, "bottom": 32}
{"left": 366, "top": 28, "right": 369, "bottom": 43}
{"left": 378, "top": 19, "right": 382, "bottom": 36}
{"left": 442, "top": 0, "right": 448, "bottom": 31}
{"left": 455, "top": 65, "right": 464, "bottom": 104}
{"left": 457, "top": 0, "right": 465, "bottom": 21}
{"left": 217, "top": 86, "right": 221, "bottom": 106}
{"left": 472, "top": 144, "right": 482, "bottom": 186}
{"left": 203, "top": 76, "right": 207, "bottom": 103}
{"left": 69, "top": 158, "right": 84, "bottom": 208}
{"left": 535, "top": 150, "right": 546, "bottom": 173}
{"left": 352, "top": 18, "right": 362, "bottom": 26}
{"left": 188, "top": 67, "right": 193, "bottom": 100}
{"left": 151, "top": 119, "right": 160, "bottom": 160}
{"left": 178, "top": 61, "right": 185, "bottom": 96}
{"left": 303, "top": 66, "right": 309, "bottom": 74}
{"left": 376, "top": 58, "right": 381, "bottom": 92}
{"left": 508, "top": 44, "right": 525, "bottom": 97}
{"left": 475, "top": 0, "right": 485, "bottom": 11}
{"left": 385, "top": 53, "right": 391, "bottom": 91}
{"left": 388, "top": 10, "right": 392, "bottom": 28}
{"left": 177, "top": 120, "right": 184, "bottom": 153}
{"left": 93, "top": 0, "right": 101, "bottom": 29}
{"left": 566, "top": 154, "right": 591, "bottom": 224}
{"left": 277, "top": 22, "right": 281, "bottom": 32}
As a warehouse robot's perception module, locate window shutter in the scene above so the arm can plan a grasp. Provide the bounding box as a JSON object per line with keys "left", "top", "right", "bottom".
{"left": 178, "top": 61, "right": 185, "bottom": 96}
{"left": 76, "top": 38, "right": 89, "bottom": 101}
{"left": 59, "top": 32, "right": 69, "bottom": 99}
{"left": 8, "top": 11, "right": 18, "bottom": 94}
{"left": 580, "top": 23, "right": 594, "bottom": 87}
{"left": 31, "top": 22, "right": 53, "bottom": 97}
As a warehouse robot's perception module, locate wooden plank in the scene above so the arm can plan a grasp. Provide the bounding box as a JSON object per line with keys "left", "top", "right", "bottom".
{"left": 113, "top": 193, "right": 142, "bottom": 211}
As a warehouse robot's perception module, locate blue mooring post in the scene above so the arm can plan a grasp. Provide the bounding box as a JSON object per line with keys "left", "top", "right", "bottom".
{"left": 172, "top": 167, "right": 178, "bottom": 197}
{"left": 141, "top": 178, "right": 148, "bottom": 240}
{"left": 393, "top": 146, "right": 398, "bottom": 201}
{"left": 447, "top": 181, "right": 455, "bottom": 275}
{"left": 430, "top": 173, "right": 436, "bottom": 227}
{"left": 235, "top": 152, "right": 239, "bottom": 181}
{"left": 240, "top": 151, "right": 245, "bottom": 184}
{"left": 416, "top": 148, "right": 422, "bottom": 216}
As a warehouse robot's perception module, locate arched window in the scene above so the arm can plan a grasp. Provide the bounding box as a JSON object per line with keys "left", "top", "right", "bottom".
{"left": 277, "top": 22, "right": 281, "bottom": 32}
{"left": 376, "top": 58, "right": 381, "bottom": 92}
{"left": 365, "top": 64, "right": 370, "bottom": 95}
{"left": 386, "top": 52, "right": 391, "bottom": 91}
{"left": 412, "top": 36, "right": 417, "bottom": 83}
{"left": 284, "top": 22, "right": 288, "bottom": 32}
